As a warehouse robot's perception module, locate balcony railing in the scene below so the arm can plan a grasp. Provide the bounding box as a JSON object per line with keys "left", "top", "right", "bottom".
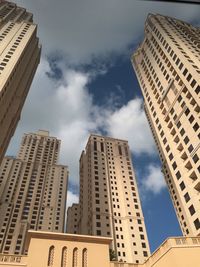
{"left": 145, "top": 237, "right": 200, "bottom": 267}
{"left": 0, "top": 254, "right": 22, "bottom": 263}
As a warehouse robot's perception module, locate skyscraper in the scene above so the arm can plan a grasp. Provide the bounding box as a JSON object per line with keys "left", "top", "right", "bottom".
{"left": 0, "top": 130, "right": 68, "bottom": 254}
{"left": 67, "top": 134, "right": 150, "bottom": 264}
{"left": 66, "top": 203, "right": 80, "bottom": 234}
{"left": 132, "top": 14, "right": 200, "bottom": 236}
{"left": 0, "top": 1, "right": 41, "bottom": 165}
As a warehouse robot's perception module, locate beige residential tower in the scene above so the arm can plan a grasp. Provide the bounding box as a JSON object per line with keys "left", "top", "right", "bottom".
{"left": 0, "top": 130, "right": 68, "bottom": 254}
{"left": 0, "top": 0, "right": 41, "bottom": 164}
{"left": 132, "top": 14, "right": 200, "bottom": 236}
{"left": 67, "top": 134, "right": 150, "bottom": 264}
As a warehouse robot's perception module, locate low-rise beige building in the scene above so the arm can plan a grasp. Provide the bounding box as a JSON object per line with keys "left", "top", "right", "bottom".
{"left": 0, "top": 232, "right": 199, "bottom": 267}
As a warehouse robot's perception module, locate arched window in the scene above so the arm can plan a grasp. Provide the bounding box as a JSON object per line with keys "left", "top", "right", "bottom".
{"left": 48, "top": 245, "right": 55, "bottom": 266}
{"left": 82, "top": 248, "right": 87, "bottom": 267}
{"left": 61, "top": 246, "right": 67, "bottom": 267}
{"left": 72, "top": 247, "right": 78, "bottom": 267}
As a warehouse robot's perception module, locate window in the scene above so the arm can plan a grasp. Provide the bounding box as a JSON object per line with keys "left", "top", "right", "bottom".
{"left": 96, "top": 222, "right": 101, "bottom": 227}
{"left": 47, "top": 246, "right": 55, "bottom": 266}
{"left": 142, "top": 243, "right": 146, "bottom": 248}
{"left": 180, "top": 128, "right": 185, "bottom": 136}
{"left": 184, "top": 193, "right": 190, "bottom": 203}
{"left": 188, "top": 145, "right": 194, "bottom": 153}
{"left": 61, "top": 247, "right": 67, "bottom": 267}
{"left": 82, "top": 248, "right": 87, "bottom": 267}
{"left": 191, "top": 79, "right": 196, "bottom": 88}
{"left": 169, "top": 153, "right": 173, "bottom": 161}
{"left": 180, "top": 181, "right": 185, "bottom": 191}
{"left": 189, "top": 115, "right": 194, "bottom": 123}
{"left": 186, "top": 73, "right": 192, "bottom": 82}
{"left": 184, "top": 136, "right": 189, "bottom": 145}
{"left": 183, "top": 68, "right": 188, "bottom": 76}
{"left": 176, "top": 171, "right": 181, "bottom": 180}
{"left": 193, "top": 154, "right": 199, "bottom": 164}
{"left": 96, "top": 230, "right": 101, "bottom": 235}
{"left": 189, "top": 205, "right": 195, "bottom": 216}
{"left": 94, "top": 141, "right": 97, "bottom": 151}
{"left": 72, "top": 248, "right": 78, "bottom": 267}
{"left": 185, "top": 108, "right": 190, "bottom": 116}
{"left": 172, "top": 162, "right": 177, "bottom": 170}
{"left": 193, "top": 123, "right": 199, "bottom": 132}
{"left": 194, "top": 219, "right": 200, "bottom": 230}
{"left": 143, "top": 251, "right": 148, "bottom": 257}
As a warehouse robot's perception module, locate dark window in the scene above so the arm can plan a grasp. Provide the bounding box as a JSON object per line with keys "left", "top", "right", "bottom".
{"left": 142, "top": 243, "right": 146, "bottom": 248}
{"left": 184, "top": 193, "right": 190, "bottom": 203}
{"left": 94, "top": 141, "right": 97, "bottom": 151}
{"left": 96, "top": 222, "right": 101, "bottom": 227}
{"left": 169, "top": 153, "right": 173, "bottom": 161}
{"left": 193, "top": 123, "right": 199, "bottom": 132}
{"left": 118, "top": 146, "right": 122, "bottom": 155}
{"left": 184, "top": 136, "right": 189, "bottom": 145}
{"left": 189, "top": 115, "right": 194, "bottom": 123}
{"left": 185, "top": 108, "right": 190, "bottom": 116}
{"left": 183, "top": 68, "right": 188, "bottom": 76}
{"left": 96, "top": 230, "right": 101, "bottom": 235}
{"left": 177, "top": 95, "right": 182, "bottom": 102}
{"left": 100, "top": 142, "right": 104, "bottom": 152}
{"left": 180, "top": 181, "right": 185, "bottom": 191}
{"left": 193, "top": 154, "right": 199, "bottom": 164}
{"left": 194, "top": 219, "right": 200, "bottom": 230}
{"left": 143, "top": 251, "right": 148, "bottom": 257}
{"left": 172, "top": 162, "right": 177, "bottom": 170}
{"left": 175, "top": 171, "right": 181, "bottom": 180}
{"left": 186, "top": 73, "right": 192, "bottom": 82}
{"left": 191, "top": 79, "right": 196, "bottom": 88}
{"left": 140, "top": 234, "right": 144, "bottom": 240}
{"left": 180, "top": 128, "right": 185, "bottom": 136}
{"left": 189, "top": 205, "right": 195, "bottom": 216}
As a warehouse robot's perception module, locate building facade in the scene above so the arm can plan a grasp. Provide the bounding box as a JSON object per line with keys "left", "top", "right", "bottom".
{"left": 0, "top": 130, "right": 68, "bottom": 254}
{"left": 132, "top": 14, "right": 200, "bottom": 236}
{"left": 66, "top": 204, "right": 80, "bottom": 234}
{"left": 0, "top": 0, "right": 41, "bottom": 164}
{"left": 0, "top": 232, "right": 200, "bottom": 267}
{"left": 68, "top": 134, "right": 150, "bottom": 264}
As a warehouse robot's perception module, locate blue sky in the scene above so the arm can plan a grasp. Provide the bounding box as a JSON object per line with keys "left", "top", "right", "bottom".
{"left": 8, "top": 0, "right": 200, "bottom": 253}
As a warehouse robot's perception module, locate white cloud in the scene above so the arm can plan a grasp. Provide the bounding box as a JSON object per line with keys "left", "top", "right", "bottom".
{"left": 13, "top": 0, "right": 200, "bottom": 64}
{"left": 142, "top": 165, "right": 166, "bottom": 194}
{"left": 106, "top": 98, "right": 156, "bottom": 155}
{"left": 66, "top": 191, "right": 79, "bottom": 209}
{"left": 7, "top": 57, "right": 156, "bottom": 187}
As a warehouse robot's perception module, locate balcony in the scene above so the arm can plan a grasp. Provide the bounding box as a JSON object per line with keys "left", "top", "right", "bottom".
{"left": 0, "top": 254, "right": 27, "bottom": 266}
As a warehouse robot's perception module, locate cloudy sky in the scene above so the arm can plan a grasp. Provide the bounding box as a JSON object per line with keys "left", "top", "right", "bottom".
{"left": 7, "top": 0, "right": 200, "bottom": 252}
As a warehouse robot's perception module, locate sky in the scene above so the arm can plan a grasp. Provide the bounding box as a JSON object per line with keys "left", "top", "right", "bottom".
{"left": 6, "top": 0, "right": 200, "bottom": 252}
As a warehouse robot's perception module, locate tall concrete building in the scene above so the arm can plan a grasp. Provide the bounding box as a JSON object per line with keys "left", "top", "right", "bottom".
{"left": 0, "top": 0, "right": 41, "bottom": 165}
{"left": 0, "top": 130, "right": 68, "bottom": 254}
{"left": 67, "top": 203, "right": 80, "bottom": 234}
{"left": 132, "top": 14, "right": 200, "bottom": 236}
{"left": 67, "top": 134, "right": 150, "bottom": 264}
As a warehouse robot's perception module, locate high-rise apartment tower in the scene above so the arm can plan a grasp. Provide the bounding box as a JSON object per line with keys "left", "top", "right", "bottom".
{"left": 66, "top": 203, "right": 80, "bottom": 234}
{"left": 67, "top": 134, "right": 150, "bottom": 264}
{"left": 0, "top": 130, "right": 68, "bottom": 254}
{"left": 132, "top": 14, "right": 200, "bottom": 236}
{"left": 0, "top": 0, "right": 41, "bottom": 164}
